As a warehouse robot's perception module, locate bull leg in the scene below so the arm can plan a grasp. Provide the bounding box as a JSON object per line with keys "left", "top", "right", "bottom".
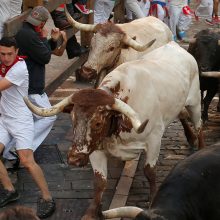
{"left": 186, "top": 105, "right": 205, "bottom": 149}
{"left": 180, "top": 118, "right": 197, "bottom": 148}
{"left": 202, "top": 88, "right": 218, "bottom": 121}
{"left": 144, "top": 164, "right": 156, "bottom": 204}
{"left": 82, "top": 151, "right": 107, "bottom": 220}
{"left": 144, "top": 128, "right": 163, "bottom": 204}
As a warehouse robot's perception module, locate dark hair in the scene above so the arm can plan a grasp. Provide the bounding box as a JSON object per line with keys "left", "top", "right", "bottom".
{"left": 0, "top": 206, "right": 39, "bottom": 220}
{"left": 0, "top": 37, "right": 17, "bottom": 49}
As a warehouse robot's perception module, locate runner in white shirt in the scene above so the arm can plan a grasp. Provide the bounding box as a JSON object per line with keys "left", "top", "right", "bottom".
{"left": 0, "top": 37, "right": 55, "bottom": 218}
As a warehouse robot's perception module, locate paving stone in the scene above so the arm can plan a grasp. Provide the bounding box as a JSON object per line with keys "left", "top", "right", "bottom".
{"left": 34, "top": 145, "right": 63, "bottom": 164}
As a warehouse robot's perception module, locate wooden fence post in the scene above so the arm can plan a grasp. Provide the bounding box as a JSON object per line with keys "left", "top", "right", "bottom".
{"left": 80, "top": 0, "right": 94, "bottom": 47}
{"left": 114, "top": 0, "right": 125, "bottom": 23}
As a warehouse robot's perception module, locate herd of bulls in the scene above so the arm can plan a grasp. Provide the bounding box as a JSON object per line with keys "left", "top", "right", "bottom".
{"left": 24, "top": 11, "right": 220, "bottom": 220}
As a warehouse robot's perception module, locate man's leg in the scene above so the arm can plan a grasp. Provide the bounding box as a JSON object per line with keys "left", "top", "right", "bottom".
{"left": 125, "top": 0, "right": 145, "bottom": 19}
{"left": 94, "top": 0, "right": 105, "bottom": 24}
{"left": 0, "top": 143, "right": 19, "bottom": 207}
{"left": 0, "top": 144, "right": 14, "bottom": 191}
{"left": 17, "top": 149, "right": 55, "bottom": 218}
{"left": 17, "top": 149, "right": 51, "bottom": 200}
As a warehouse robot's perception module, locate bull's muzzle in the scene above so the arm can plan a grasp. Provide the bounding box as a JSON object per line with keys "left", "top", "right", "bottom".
{"left": 80, "top": 66, "right": 97, "bottom": 81}
{"left": 67, "top": 151, "right": 89, "bottom": 167}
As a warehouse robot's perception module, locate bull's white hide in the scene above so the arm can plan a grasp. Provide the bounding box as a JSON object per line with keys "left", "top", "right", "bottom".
{"left": 97, "top": 41, "right": 201, "bottom": 167}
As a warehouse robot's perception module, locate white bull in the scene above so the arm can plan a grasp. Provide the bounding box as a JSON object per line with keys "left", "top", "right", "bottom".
{"left": 24, "top": 42, "right": 204, "bottom": 220}
{"left": 65, "top": 6, "right": 173, "bottom": 85}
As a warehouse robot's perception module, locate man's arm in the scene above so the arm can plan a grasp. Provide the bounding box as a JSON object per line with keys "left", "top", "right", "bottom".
{"left": 0, "top": 78, "right": 12, "bottom": 91}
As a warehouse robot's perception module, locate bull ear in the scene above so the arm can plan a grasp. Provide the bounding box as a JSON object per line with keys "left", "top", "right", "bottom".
{"left": 110, "top": 98, "right": 148, "bottom": 133}
{"left": 63, "top": 104, "right": 74, "bottom": 114}
{"left": 123, "top": 35, "right": 156, "bottom": 52}
{"left": 132, "top": 36, "right": 136, "bottom": 40}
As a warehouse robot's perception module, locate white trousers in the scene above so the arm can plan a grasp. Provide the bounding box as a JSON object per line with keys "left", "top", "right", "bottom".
{"left": 169, "top": 4, "right": 183, "bottom": 37}
{"left": 125, "top": 0, "right": 145, "bottom": 19}
{"left": 151, "top": 4, "right": 166, "bottom": 21}
{"left": 94, "top": 0, "right": 115, "bottom": 24}
{"left": 195, "top": 0, "right": 213, "bottom": 20}
{"left": 137, "top": 0, "right": 150, "bottom": 17}
{"left": 3, "top": 93, "right": 56, "bottom": 160}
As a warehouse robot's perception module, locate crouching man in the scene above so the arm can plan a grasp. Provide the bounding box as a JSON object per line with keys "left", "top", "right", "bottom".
{"left": 0, "top": 37, "right": 55, "bottom": 218}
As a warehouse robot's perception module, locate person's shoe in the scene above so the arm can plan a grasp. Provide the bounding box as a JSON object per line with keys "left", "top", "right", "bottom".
{"left": 0, "top": 189, "right": 19, "bottom": 207}
{"left": 37, "top": 198, "right": 56, "bottom": 219}
{"left": 205, "top": 19, "right": 214, "bottom": 26}
{"left": 68, "top": 46, "right": 89, "bottom": 59}
{"left": 74, "top": 3, "right": 91, "bottom": 14}
{"left": 213, "top": 16, "right": 220, "bottom": 23}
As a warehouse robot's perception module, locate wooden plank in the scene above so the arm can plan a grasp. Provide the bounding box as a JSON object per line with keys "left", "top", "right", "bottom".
{"left": 3, "top": 10, "right": 31, "bottom": 37}
{"left": 114, "top": 0, "right": 125, "bottom": 23}
{"left": 80, "top": 0, "right": 95, "bottom": 47}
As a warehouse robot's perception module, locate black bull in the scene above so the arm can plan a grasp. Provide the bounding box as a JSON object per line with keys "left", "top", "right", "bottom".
{"left": 102, "top": 143, "right": 220, "bottom": 220}
{"left": 187, "top": 29, "right": 220, "bottom": 121}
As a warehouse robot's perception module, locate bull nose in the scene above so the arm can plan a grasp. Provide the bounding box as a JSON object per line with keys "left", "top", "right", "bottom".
{"left": 80, "top": 66, "right": 97, "bottom": 80}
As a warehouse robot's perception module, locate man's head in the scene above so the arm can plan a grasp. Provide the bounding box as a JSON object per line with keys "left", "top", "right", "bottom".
{"left": 26, "top": 6, "right": 50, "bottom": 28}
{"left": 0, "top": 37, "right": 18, "bottom": 66}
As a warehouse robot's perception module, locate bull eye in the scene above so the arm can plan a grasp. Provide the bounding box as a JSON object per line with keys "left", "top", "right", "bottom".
{"left": 95, "top": 122, "right": 101, "bottom": 128}
{"left": 108, "top": 47, "right": 115, "bottom": 52}
{"left": 92, "top": 121, "right": 103, "bottom": 131}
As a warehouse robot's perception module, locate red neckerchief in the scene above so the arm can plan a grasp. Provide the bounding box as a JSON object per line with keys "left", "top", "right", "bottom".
{"left": 0, "top": 56, "right": 26, "bottom": 77}
{"left": 34, "top": 26, "right": 44, "bottom": 38}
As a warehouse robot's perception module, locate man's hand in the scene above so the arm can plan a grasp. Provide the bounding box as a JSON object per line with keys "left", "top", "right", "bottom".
{"left": 51, "top": 28, "right": 61, "bottom": 42}
{"left": 60, "top": 31, "right": 67, "bottom": 44}
{"left": 41, "top": 27, "right": 49, "bottom": 38}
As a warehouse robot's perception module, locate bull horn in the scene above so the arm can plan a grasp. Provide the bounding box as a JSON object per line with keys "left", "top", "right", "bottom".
{"left": 201, "top": 71, "right": 220, "bottom": 78}
{"left": 102, "top": 207, "right": 143, "bottom": 219}
{"left": 23, "top": 94, "right": 74, "bottom": 117}
{"left": 110, "top": 98, "right": 149, "bottom": 133}
{"left": 123, "top": 35, "right": 156, "bottom": 52}
{"left": 218, "top": 40, "right": 220, "bottom": 45}
{"left": 64, "top": 5, "right": 96, "bottom": 32}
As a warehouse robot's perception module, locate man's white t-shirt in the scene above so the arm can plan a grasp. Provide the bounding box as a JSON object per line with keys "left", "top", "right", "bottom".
{"left": 0, "top": 60, "right": 32, "bottom": 119}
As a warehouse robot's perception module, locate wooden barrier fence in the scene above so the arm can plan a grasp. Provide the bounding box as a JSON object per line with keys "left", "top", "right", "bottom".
{"left": 4, "top": 0, "right": 125, "bottom": 47}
